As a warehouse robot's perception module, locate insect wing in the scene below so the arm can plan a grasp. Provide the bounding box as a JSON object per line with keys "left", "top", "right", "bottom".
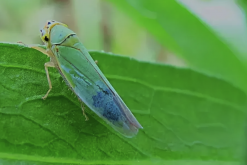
{"left": 52, "top": 43, "right": 142, "bottom": 137}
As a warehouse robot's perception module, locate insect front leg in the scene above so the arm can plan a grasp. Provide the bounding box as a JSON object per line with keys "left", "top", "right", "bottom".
{"left": 42, "top": 62, "right": 55, "bottom": 100}
{"left": 17, "top": 42, "right": 50, "bottom": 57}
{"left": 31, "top": 46, "right": 50, "bottom": 57}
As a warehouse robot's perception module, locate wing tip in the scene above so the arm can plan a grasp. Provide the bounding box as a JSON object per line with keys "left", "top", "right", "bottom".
{"left": 112, "top": 120, "right": 143, "bottom": 138}
{"left": 132, "top": 120, "right": 143, "bottom": 129}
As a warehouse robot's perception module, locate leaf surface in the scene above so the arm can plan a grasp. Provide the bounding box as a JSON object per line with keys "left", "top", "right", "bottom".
{"left": 0, "top": 43, "right": 246, "bottom": 164}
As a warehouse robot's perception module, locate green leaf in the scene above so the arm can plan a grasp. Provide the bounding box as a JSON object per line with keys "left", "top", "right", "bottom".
{"left": 0, "top": 43, "right": 246, "bottom": 164}
{"left": 105, "top": 0, "right": 247, "bottom": 93}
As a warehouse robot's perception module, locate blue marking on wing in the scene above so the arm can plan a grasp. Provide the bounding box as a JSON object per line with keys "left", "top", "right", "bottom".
{"left": 92, "top": 89, "right": 121, "bottom": 122}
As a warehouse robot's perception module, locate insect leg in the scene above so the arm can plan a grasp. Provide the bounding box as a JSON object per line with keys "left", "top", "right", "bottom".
{"left": 18, "top": 42, "right": 50, "bottom": 57}
{"left": 81, "top": 103, "right": 89, "bottom": 121}
{"left": 42, "top": 62, "right": 55, "bottom": 100}
{"left": 31, "top": 46, "right": 50, "bottom": 57}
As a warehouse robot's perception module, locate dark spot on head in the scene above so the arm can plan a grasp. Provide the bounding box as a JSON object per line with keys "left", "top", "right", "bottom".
{"left": 44, "top": 36, "right": 49, "bottom": 42}
{"left": 47, "top": 22, "right": 51, "bottom": 25}
{"left": 52, "top": 20, "right": 55, "bottom": 22}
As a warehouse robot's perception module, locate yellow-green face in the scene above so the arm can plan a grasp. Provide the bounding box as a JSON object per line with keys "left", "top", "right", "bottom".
{"left": 40, "top": 20, "right": 68, "bottom": 45}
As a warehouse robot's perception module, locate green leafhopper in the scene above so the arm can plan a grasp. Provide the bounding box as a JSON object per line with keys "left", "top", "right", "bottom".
{"left": 32, "top": 20, "right": 143, "bottom": 138}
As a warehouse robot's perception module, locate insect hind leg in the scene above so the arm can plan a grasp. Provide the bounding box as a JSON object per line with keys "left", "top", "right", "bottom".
{"left": 81, "top": 103, "right": 89, "bottom": 121}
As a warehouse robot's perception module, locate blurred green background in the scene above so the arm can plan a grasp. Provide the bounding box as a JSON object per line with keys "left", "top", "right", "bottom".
{"left": 0, "top": 0, "right": 185, "bottom": 65}
{"left": 1, "top": 0, "right": 247, "bottom": 68}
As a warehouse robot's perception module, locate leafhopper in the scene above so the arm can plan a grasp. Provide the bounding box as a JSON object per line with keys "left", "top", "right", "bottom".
{"left": 31, "top": 20, "right": 143, "bottom": 138}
